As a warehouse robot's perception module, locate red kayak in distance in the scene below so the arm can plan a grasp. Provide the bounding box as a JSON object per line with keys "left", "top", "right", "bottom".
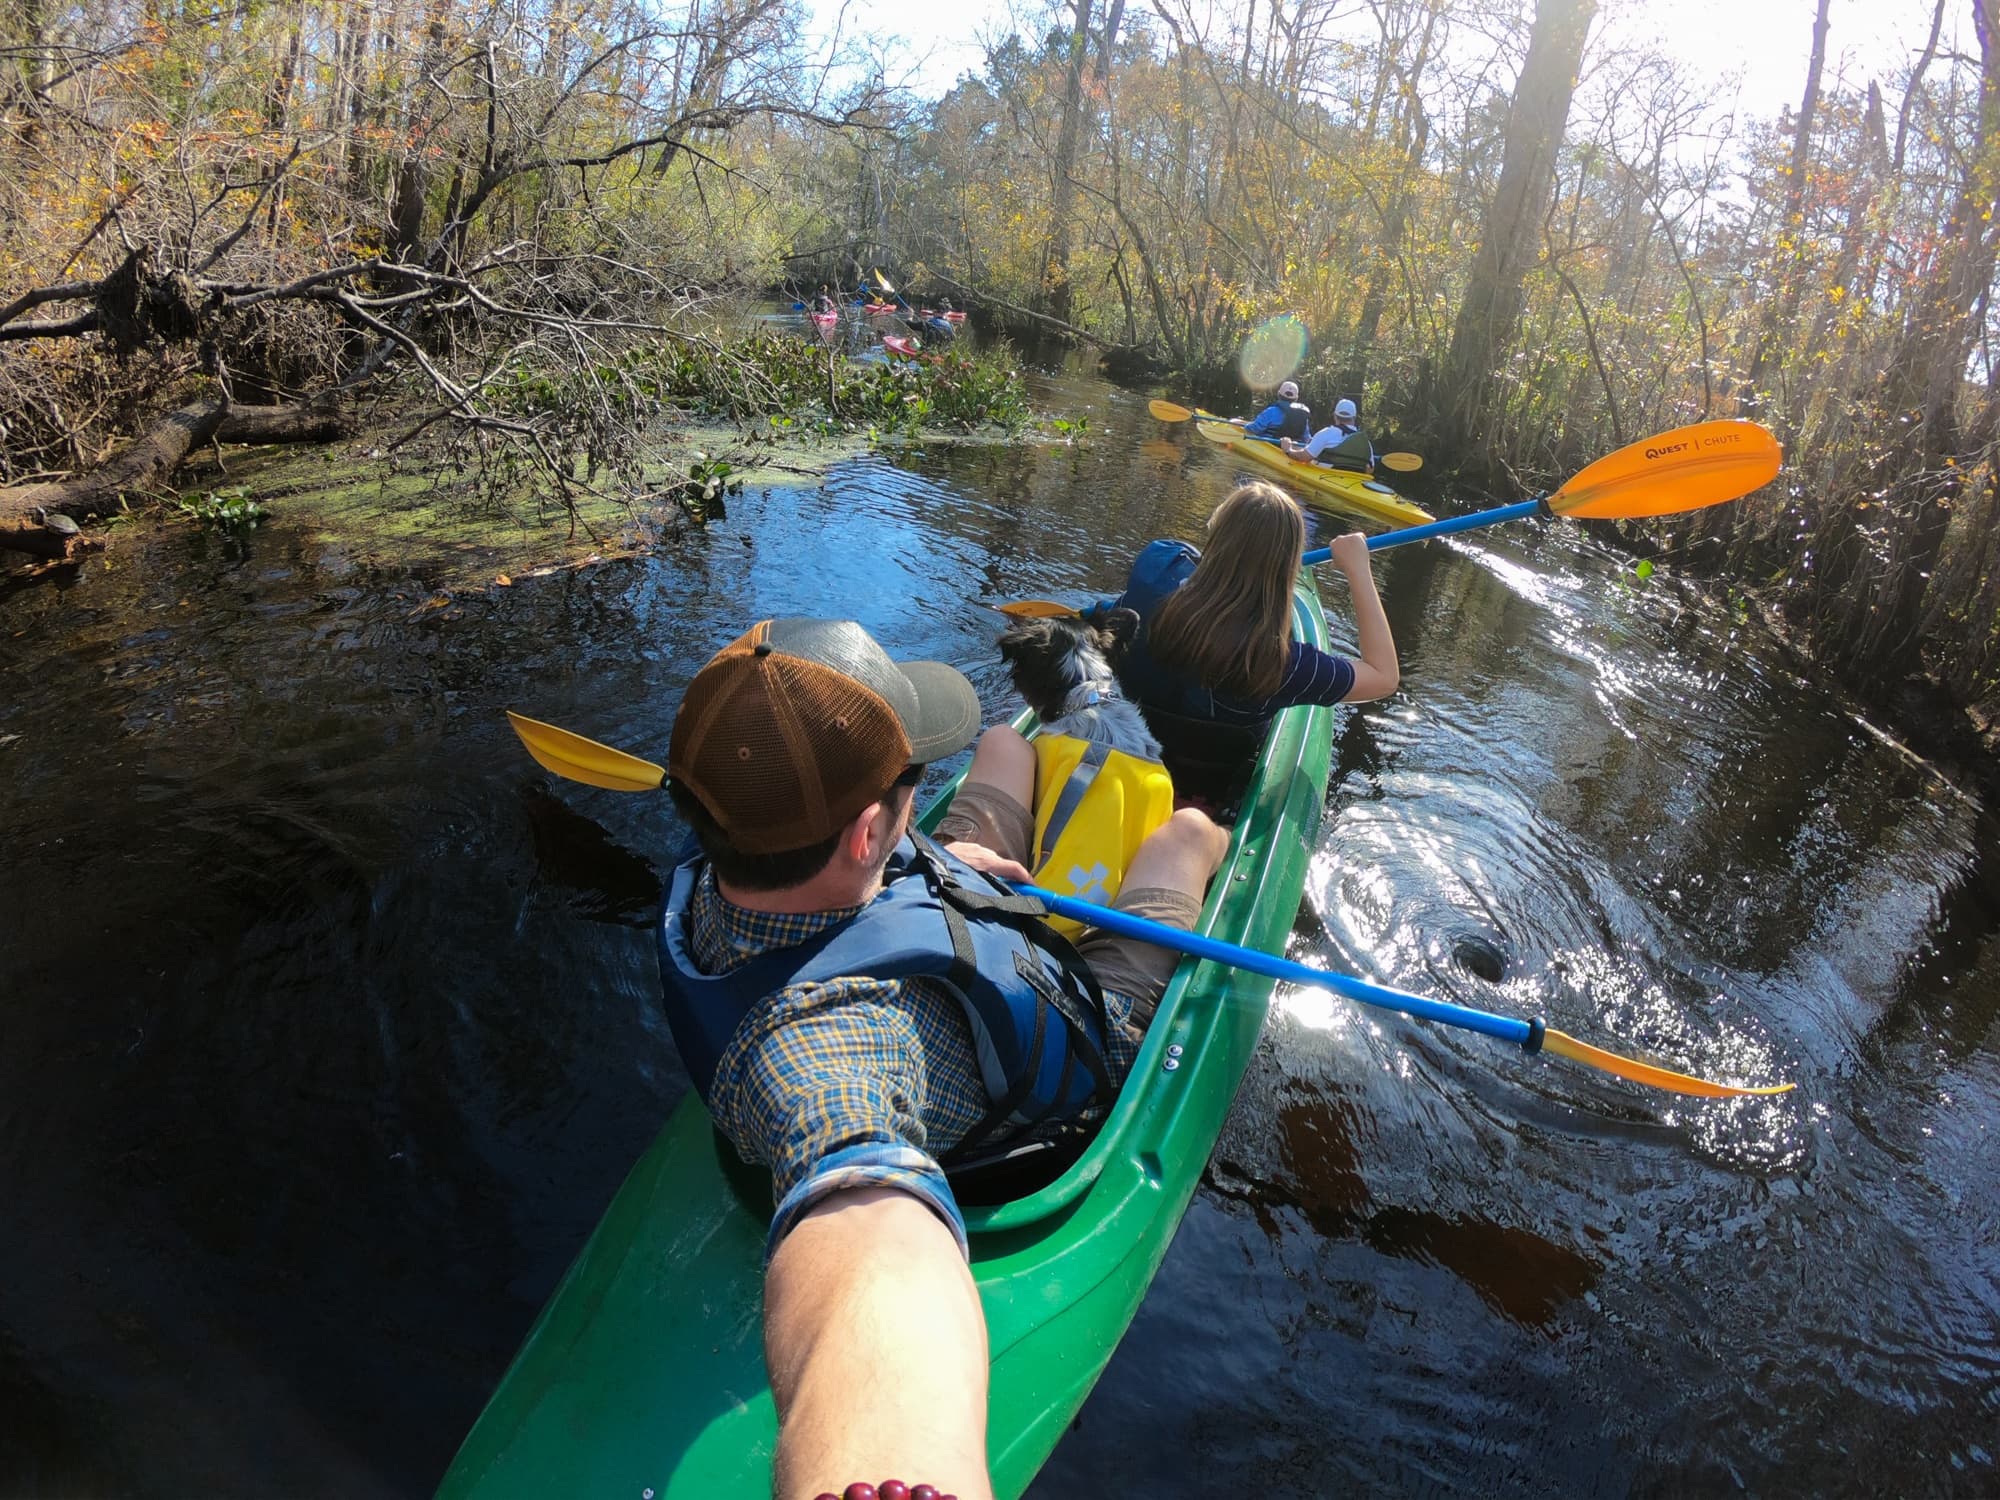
{"left": 919, "top": 309, "right": 968, "bottom": 323}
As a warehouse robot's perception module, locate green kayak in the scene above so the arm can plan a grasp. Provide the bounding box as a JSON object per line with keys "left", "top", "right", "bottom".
{"left": 438, "top": 579, "right": 1338, "bottom": 1499}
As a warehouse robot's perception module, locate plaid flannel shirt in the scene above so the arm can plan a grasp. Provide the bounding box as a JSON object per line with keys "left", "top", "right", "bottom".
{"left": 686, "top": 865, "right": 1144, "bottom": 1260}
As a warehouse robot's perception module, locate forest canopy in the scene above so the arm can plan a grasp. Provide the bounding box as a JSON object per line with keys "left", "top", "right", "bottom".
{"left": 5, "top": 0, "right": 2000, "bottom": 733}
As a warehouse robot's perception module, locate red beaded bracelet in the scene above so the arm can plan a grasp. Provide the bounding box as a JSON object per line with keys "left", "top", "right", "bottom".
{"left": 812, "top": 1481, "right": 955, "bottom": 1500}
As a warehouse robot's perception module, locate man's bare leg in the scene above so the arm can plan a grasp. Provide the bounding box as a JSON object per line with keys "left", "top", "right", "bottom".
{"left": 1123, "top": 806, "right": 1229, "bottom": 899}
{"left": 958, "top": 723, "right": 1035, "bottom": 805}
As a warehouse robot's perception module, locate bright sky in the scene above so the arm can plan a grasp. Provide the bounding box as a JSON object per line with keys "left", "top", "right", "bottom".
{"left": 806, "top": 0, "right": 1958, "bottom": 128}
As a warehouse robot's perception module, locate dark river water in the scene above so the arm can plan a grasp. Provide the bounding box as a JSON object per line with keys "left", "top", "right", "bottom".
{"left": 3, "top": 356, "right": 1997, "bottom": 1498}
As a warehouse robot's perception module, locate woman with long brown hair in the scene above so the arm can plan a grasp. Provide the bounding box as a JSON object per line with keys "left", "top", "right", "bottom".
{"left": 1094, "top": 481, "right": 1399, "bottom": 803}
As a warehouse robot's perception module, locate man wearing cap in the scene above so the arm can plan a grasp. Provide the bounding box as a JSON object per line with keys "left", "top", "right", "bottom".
{"left": 1284, "top": 396, "right": 1375, "bottom": 473}
{"left": 1238, "top": 379, "right": 1313, "bottom": 442}
{"left": 656, "top": 618, "right": 1226, "bottom": 1498}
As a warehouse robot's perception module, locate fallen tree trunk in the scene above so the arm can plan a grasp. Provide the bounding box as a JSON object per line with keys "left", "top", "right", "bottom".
{"left": 0, "top": 398, "right": 225, "bottom": 524}
{"left": 216, "top": 396, "right": 353, "bottom": 445}
{"left": 0, "top": 396, "right": 353, "bottom": 559}
{"left": 924, "top": 270, "right": 1147, "bottom": 352}
{"left": 0, "top": 525, "right": 95, "bottom": 560}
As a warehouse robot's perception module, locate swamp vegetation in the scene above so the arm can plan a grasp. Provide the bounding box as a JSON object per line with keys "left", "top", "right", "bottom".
{"left": 4, "top": 0, "right": 2000, "bottom": 770}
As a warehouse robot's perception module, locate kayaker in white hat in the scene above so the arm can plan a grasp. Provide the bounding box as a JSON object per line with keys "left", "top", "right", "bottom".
{"left": 1236, "top": 378, "right": 1312, "bottom": 442}
{"left": 1282, "top": 395, "right": 1376, "bottom": 473}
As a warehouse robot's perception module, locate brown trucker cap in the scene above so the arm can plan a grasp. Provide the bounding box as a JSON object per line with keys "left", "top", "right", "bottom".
{"left": 668, "top": 618, "right": 981, "bottom": 854}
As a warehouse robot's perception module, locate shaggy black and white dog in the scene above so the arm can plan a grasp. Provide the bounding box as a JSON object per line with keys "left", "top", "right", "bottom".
{"left": 997, "top": 609, "right": 1162, "bottom": 761}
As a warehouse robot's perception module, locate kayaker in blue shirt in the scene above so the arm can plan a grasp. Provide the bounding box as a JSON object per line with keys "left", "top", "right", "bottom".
{"left": 655, "top": 619, "right": 1225, "bottom": 1498}
{"left": 1282, "top": 396, "right": 1375, "bottom": 472}
{"left": 1087, "top": 481, "right": 1399, "bottom": 807}
{"left": 1237, "top": 379, "right": 1312, "bottom": 442}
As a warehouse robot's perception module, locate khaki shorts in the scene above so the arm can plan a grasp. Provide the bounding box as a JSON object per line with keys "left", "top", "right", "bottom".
{"left": 935, "top": 781, "right": 1202, "bottom": 1027}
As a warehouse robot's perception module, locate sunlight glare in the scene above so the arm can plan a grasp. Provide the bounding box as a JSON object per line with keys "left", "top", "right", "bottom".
{"left": 1237, "top": 314, "right": 1308, "bottom": 390}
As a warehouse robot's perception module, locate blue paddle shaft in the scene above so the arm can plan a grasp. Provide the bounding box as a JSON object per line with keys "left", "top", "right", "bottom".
{"left": 1019, "top": 884, "right": 1537, "bottom": 1048}
{"left": 1302, "top": 498, "right": 1548, "bottom": 565}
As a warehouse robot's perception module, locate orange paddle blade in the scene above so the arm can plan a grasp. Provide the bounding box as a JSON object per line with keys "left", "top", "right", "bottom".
{"left": 1541, "top": 1028, "right": 1796, "bottom": 1098}
{"left": 1378, "top": 451, "right": 1422, "bottom": 472}
{"left": 1148, "top": 398, "right": 1194, "bottom": 422}
{"left": 991, "top": 599, "right": 1081, "bottom": 619}
{"left": 1551, "top": 420, "right": 1781, "bottom": 520}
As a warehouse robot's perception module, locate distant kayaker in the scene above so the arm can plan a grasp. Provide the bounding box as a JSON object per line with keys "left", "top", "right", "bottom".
{"left": 655, "top": 619, "right": 1226, "bottom": 1499}
{"left": 1282, "top": 396, "right": 1374, "bottom": 472}
{"left": 813, "top": 284, "right": 837, "bottom": 315}
{"left": 1237, "top": 379, "right": 1312, "bottom": 442}
{"left": 1087, "top": 481, "right": 1400, "bottom": 806}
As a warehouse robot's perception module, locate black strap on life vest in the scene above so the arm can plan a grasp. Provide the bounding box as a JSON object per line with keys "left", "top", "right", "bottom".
{"left": 908, "top": 833, "right": 1115, "bottom": 1163}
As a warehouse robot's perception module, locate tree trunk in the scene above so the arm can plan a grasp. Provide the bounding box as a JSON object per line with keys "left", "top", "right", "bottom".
{"left": 1794, "top": 82, "right": 1887, "bottom": 430}
{"left": 1042, "top": 0, "right": 1097, "bottom": 326}
{"left": 0, "top": 398, "right": 350, "bottom": 557}
{"left": 1353, "top": 111, "right": 1431, "bottom": 373}
{"left": 215, "top": 398, "right": 354, "bottom": 445}
{"left": 0, "top": 400, "right": 224, "bottom": 550}
{"left": 389, "top": 3, "right": 450, "bottom": 265}
{"left": 266, "top": 4, "right": 303, "bottom": 130}
{"left": 1834, "top": 0, "right": 2000, "bottom": 683}
{"left": 1432, "top": 0, "right": 1595, "bottom": 460}
{"left": 1744, "top": 0, "right": 1832, "bottom": 405}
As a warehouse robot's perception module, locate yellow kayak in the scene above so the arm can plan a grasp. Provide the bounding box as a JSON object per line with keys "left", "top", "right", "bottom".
{"left": 1196, "top": 419, "right": 1432, "bottom": 527}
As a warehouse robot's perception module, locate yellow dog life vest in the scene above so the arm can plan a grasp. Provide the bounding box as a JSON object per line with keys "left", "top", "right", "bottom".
{"left": 1030, "top": 733, "right": 1176, "bottom": 940}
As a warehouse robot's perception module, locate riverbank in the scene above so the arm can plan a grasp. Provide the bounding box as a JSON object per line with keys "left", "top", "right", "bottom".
{"left": 1, "top": 323, "right": 1043, "bottom": 590}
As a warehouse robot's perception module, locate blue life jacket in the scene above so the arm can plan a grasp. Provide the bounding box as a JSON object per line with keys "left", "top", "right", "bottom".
{"left": 1109, "top": 539, "right": 1199, "bottom": 713}
{"left": 1246, "top": 400, "right": 1312, "bottom": 441}
{"left": 657, "top": 833, "right": 1112, "bottom": 1162}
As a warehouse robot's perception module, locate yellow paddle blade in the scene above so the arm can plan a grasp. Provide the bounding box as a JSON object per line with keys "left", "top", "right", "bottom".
{"left": 874, "top": 269, "right": 895, "bottom": 294}
{"left": 1148, "top": 398, "right": 1193, "bottom": 422}
{"left": 505, "top": 710, "right": 667, "bottom": 793}
{"left": 992, "top": 599, "right": 1081, "bottom": 619}
{"left": 1194, "top": 419, "right": 1237, "bottom": 445}
{"left": 1551, "top": 420, "right": 1782, "bottom": 520}
{"left": 1541, "top": 1028, "right": 1795, "bottom": 1098}
{"left": 1378, "top": 451, "right": 1423, "bottom": 472}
